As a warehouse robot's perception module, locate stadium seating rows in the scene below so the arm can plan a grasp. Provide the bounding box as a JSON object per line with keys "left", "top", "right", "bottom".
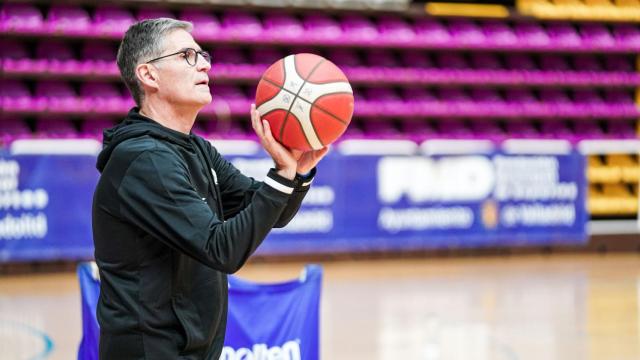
{"left": 2, "top": 3, "right": 640, "bottom": 50}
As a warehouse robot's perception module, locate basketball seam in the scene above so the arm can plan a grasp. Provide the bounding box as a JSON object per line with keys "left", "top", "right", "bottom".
{"left": 296, "top": 59, "right": 327, "bottom": 147}
{"left": 303, "top": 92, "right": 353, "bottom": 126}
{"left": 277, "top": 57, "right": 326, "bottom": 148}
{"left": 261, "top": 76, "right": 313, "bottom": 148}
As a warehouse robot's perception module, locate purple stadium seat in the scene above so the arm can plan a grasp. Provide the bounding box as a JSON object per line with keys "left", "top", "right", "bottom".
{"left": 505, "top": 89, "right": 541, "bottom": 115}
{"left": 46, "top": 5, "right": 91, "bottom": 35}
{"left": 209, "top": 85, "right": 249, "bottom": 115}
{"left": 36, "top": 40, "right": 85, "bottom": 75}
{"left": 469, "top": 119, "right": 504, "bottom": 141}
{"left": 213, "top": 46, "right": 247, "bottom": 65}
{"left": 1, "top": 3, "right": 44, "bottom": 33}
{"left": 211, "top": 46, "right": 255, "bottom": 79}
{"left": 35, "top": 81, "right": 80, "bottom": 112}
{"left": 81, "top": 118, "right": 116, "bottom": 139}
{"left": 263, "top": 12, "right": 304, "bottom": 40}
{"left": 326, "top": 49, "right": 362, "bottom": 67}
{"left": 540, "top": 120, "right": 573, "bottom": 140}
{"left": 80, "top": 82, "right": 127, "bottom": 113}
{"left": 437, "top": 119, "right": 473, "bottom": 138}
{"left": 400, "top": 88, "right": 439, "bottom": 114}
{"left": 505, "top": 121, "right": 539, "bottom": 138}
{"left": 470, "top": 53, "right": 502, "bottom": 70}
{"left": 436, "top": 53, "right": 468, "bottom": 69}
{"left": 179, "top": 10, "right": 220, "bottom": 40}
{"left": 400, "top": 51, "right": 433, "bottom": 68}
{"left": 1, "top": 79, "right": 42, "bottom": 111}
{"left": 448, "top": 19, "right": 486, "bottom": 45}
{"left": 377, "top": 16, "right": 415, "bottom": 43}
{"left": 364, "top": 88, "right": 405, "bottom": 115}
{"left": 2, "top": 39, "right": 47, "bottom": 73}
{"left": 367, "top": 49, "right": 398, "bottom": 68}
{"left": 612, "top": 24, "right": 640, "bottom": 47}
{"left": 302, "top": 14, "right": 342, "bottom": 41}
{"left": 249, "top": 47, "right": 283, "bottom": 66}
{"left": 93, "top": 6, "right": 135, "bottom": 37}
{"left": 221, "top": 11, "right": 263, "bottom": 39}
{"left": 137, "top": 8, "right": 175, "bottom": 21}
{"left": 539, "top": 54, "right": 571, "bottom": 71}
{"left": 339, "top": 120, "right": 364, "bottom": 139}
{"left": 413, "top": 18, "right": 450, "bottom": 44}
{"left": 481, "top": 21, "right": 517, "bottom": 46}
{"left": 0, "top": 117, "right": 32, "bottom": 144}
{"left": 574, "top": 120, "right": 605, "bottom": 140}
{"left": 438, "top": 88, "right": 476, "bottom": 115}
{"left": 514, "top": 22, "right": 551, "bottom": 46}
{"left": 580, "top": 24, "right": 615, "bottom": 47}
{"left": 362, "top": 121, "right": 401, "bottom": 139}
{"left": 340, "top": 15, "right": 378, "bottom": 43}
{"left": 399, "top": 119, "right": 437, "bottom": 142}
{"left": 603, "top": 89, "right": 634, "bottom": 105}
{"left": 539, "top": 89, "right": 574, "bottom": 117}
{"left": 603, "top": 55, "right": 633, "bottom": 72}
{"left": 470, "top": 89, "right": 506, "bottom": 115}
{"left": 572, "top": 55, "right": 602, "bottom": 72}
{"left": 546, "top": 23, "right": 582, "bottom": 47}
{"left": 82, "top": 42, "right": 118, "bottom": 75}
{"left": 325, "top": 49, "right": 370, "bottom": 80}
{"left": 607, "top": 120, "right": 636, "bottom": 138}
{"left": 203, "top": 119, "right": 250, "bottom": 139}
{"left": 35, "top": 117, "right": 77, "bottom": 138}
{"left": 573, "top": 89, "right": 615, "bottom": 116}
{"left": 604, "top": 89, "right": 639, "bottom": 117}
{"left": 504, "top": 53, "right": 537, "bottom": 71}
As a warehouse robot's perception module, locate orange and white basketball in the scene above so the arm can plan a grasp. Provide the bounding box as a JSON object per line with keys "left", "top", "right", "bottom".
{"left": 255, "top": 53, "right": 354, "bottom": 151}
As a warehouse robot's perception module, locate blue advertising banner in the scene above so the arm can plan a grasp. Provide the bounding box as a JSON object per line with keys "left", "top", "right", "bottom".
{"left": 77, "top": 262, "right": 322, "bottom": 360}
{"left": 229, "top": 152, "right": 588, "bottom": 254}
{"left": 0, "top": 150, "right": 587, "bottom": 262}
{"left": 223, "top": 264, "right": 322, "bottom": 360}
{"left": 0, "top": 154, "right": 98, "bottom": 261}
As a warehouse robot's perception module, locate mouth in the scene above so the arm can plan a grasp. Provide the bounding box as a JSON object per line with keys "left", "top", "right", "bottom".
{"left": 196, "top": 79, "right": 209, "bottom": 86}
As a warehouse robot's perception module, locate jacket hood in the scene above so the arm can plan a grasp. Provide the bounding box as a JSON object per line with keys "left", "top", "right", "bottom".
{"left": 96, "top": 108, "right": 195, "bottom": 172}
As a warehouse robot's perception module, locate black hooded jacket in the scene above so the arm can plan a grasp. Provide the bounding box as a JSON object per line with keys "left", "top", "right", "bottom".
{"left": 92, "top": 108, "right": 314, "bottom": 359}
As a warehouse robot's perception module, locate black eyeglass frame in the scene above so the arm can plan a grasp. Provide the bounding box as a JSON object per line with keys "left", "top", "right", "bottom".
{"left": 146, "top": 48, "right": 211, "bottom": 66}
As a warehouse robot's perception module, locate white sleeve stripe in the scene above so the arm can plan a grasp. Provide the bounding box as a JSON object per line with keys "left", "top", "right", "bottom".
{"left": 264, "top": 176, "right": 294, "bottom": 194}
{"left": 302, "top": 178, "right": 313, "bottom": 187}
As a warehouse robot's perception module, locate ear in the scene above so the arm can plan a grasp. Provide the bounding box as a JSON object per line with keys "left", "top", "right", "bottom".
{"left": 135, "top": 63, "right": 160, "bottom": 91}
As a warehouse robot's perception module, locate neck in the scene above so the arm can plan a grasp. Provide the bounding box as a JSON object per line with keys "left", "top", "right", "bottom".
{"left": 139, "top": 99, "right": 198, "bottom": 135}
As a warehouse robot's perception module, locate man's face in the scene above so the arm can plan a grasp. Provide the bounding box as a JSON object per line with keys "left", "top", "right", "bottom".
{"left": 152, "top": 29, "right": 212, "bottom": 108}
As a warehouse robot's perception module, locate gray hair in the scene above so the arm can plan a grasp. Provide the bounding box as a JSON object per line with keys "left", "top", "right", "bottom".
{"left": 117, "top": 18, "right": 193, "bottom": 107}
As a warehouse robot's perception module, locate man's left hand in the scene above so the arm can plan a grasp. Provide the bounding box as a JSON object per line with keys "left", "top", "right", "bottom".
{"left": 291, "top": 147, "right": 330, "bottom": 175}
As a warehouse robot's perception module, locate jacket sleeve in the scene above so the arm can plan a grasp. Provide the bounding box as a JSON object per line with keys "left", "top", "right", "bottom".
{"left": 207, "top": 142, "right": 315, "bottom": 228}
{"left": 117, "top": 147, "right": 293, "bottom": 273}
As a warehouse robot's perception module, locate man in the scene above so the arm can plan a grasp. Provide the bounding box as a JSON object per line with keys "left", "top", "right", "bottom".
{"left": 92, "top": 18, "right": 328, "bottom": 359}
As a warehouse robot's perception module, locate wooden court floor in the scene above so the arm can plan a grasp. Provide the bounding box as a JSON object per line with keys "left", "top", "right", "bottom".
{"left": 0, "top": 253, "right": 638, "bottom": 360}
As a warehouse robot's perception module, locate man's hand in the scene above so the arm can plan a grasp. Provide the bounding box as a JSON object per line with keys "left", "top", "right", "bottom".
{"left": 291, "top": 147, "right": 329, "bottom": 175}
{"left": 251, "top": 104, "right": 297, "bottom": 180}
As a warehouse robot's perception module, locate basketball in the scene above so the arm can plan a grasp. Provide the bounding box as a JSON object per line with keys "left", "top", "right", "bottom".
{"left": 255, "top": 53, "right": 354, "bottom": 151}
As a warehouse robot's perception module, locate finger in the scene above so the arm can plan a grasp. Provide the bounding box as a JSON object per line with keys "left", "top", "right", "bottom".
{"left": 262, "top": 120, "right": 276, "bottom": 143}
{"left": 319, "top": 146, "right": 330, "bottom": 156}
{"left": 252, "top": 109, "right": 265, "bottom": 139}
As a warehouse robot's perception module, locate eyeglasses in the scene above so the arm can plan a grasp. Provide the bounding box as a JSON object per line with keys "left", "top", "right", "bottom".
{"left": 146, "top": 48, "right": 211, "bottom": 66}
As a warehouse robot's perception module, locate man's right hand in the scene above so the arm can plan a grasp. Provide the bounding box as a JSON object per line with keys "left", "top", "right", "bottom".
{"left": 250, "top": 104, "right": 297, "bottom": 180}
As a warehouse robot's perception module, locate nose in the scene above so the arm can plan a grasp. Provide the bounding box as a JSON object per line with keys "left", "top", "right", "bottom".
{"left": 196, "top": 55, "right": 211, "bottom": 72}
